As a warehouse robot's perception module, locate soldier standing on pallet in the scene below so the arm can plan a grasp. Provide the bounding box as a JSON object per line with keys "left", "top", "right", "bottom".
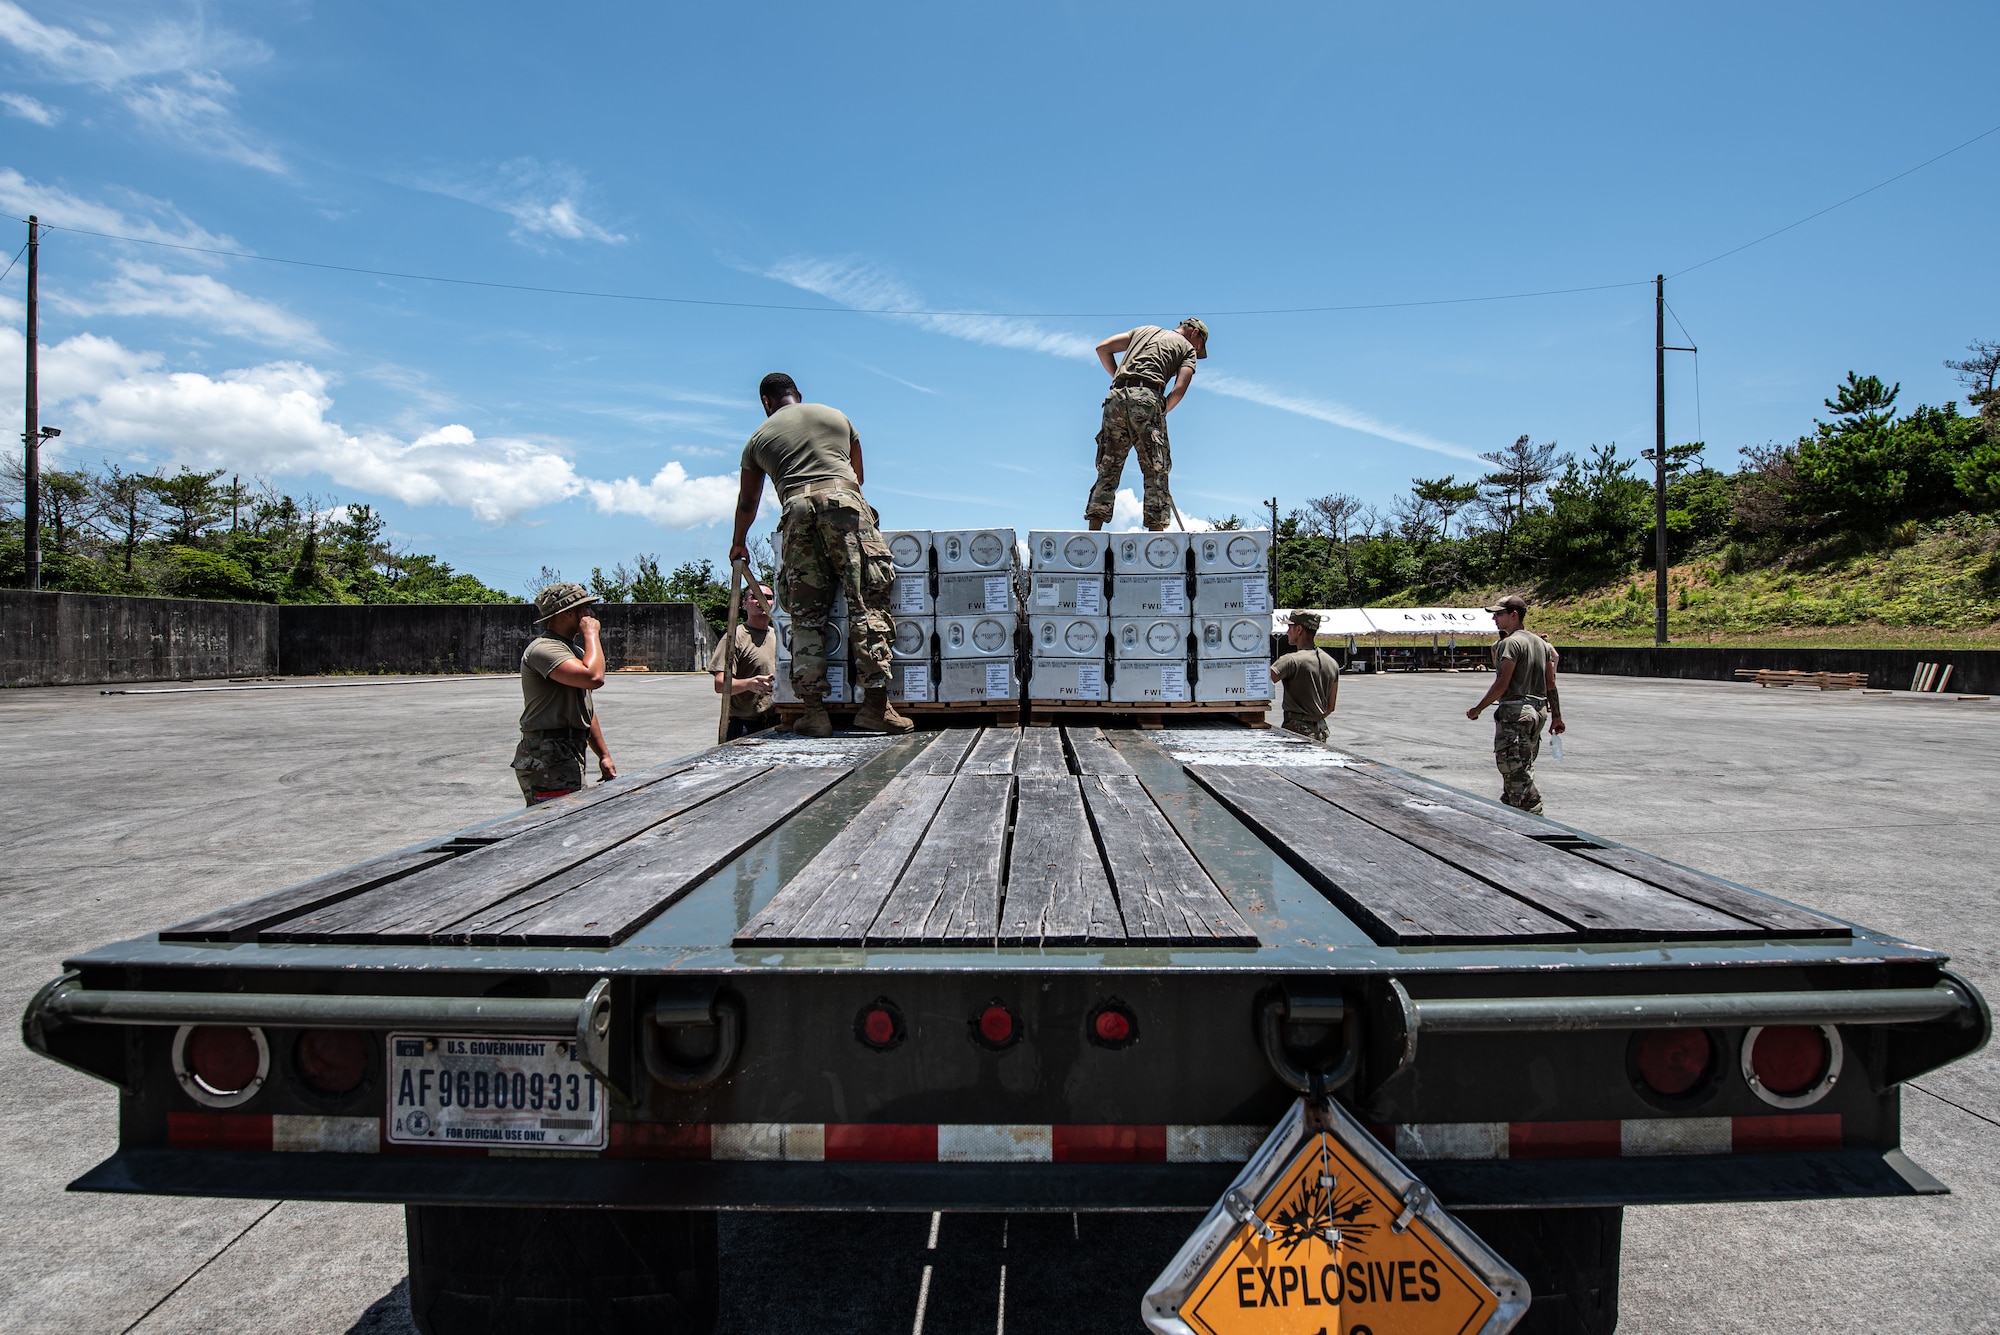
{"left": 1270, "top": 610, "right": 1341, "bottom": 740}
{"left": 1465, "top": 594, "right": 1566, "bottom": 813}
{"left": 512, "top": 581, "right": 618, "bottom": 805}
{"left": 728, "top": 372, "right": 913, "bottom": 739}
{"left": 1085, "top": 318, "right": 1209, "bottom": 532}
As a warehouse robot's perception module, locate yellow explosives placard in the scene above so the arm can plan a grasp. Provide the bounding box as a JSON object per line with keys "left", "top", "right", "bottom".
{"left": 1145, "top": 1099, "right": 1526, "bottom": 1335}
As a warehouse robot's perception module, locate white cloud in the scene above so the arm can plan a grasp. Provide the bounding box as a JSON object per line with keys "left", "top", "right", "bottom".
{"left": 0, "top": 89, "right": 56, "bottom": 123}
{"left": 762, "top": 257, "right": 1470, "bottom": 457}
{"left": 0, "top": 167, "right": 233, "bottom": 250}
{"left": 585, "top": 462, "right": 741, "bottom": 529}
{"left": 0, "top": 1, "right": 279, "bottom": 171}
{"left": 415, "top": 158, "right": 626, "bottom": 245}
{"left": 1108, "top": 487, "right": 1213, "bottom": 533}
{"left": 58, "top": 261, "right": 326, "bottom": 349}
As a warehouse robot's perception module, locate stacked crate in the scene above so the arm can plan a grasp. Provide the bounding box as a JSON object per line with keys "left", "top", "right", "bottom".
{"left": 1109, "top": 532, "right": 1193, "bottom": 703}
{"left": 885, "top": 530, "right": 935, "bottom": 703}
{"left": 1191, "top": 529, "right": 1275, "bottom": 704}
{"left": 770, "top": 584, "right": 850, "bottom": 704}
{"left": 933, "top": 528, "right": 1020, "bottom": 703}
{"left": 1025, "top": 530, "right": 1112, "bottom": 703}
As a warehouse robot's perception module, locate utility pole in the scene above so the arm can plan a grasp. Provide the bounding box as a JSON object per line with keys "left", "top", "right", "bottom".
{"left": 232, "top": 474, "right": 241, "bottom": 532}
{"left": 1266, "top": 495, "right": 1279, "bottom": 596}
{"left": 1650, "top": 274, "right": 1696, "bottom": 646}
{"left": 22, "top": 215, "right": 40, "bottom": 591}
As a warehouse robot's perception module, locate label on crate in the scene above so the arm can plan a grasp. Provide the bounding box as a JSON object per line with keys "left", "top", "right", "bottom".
{"left": 893, "top": 576, "right": 929, "bottom": 614}
{"left": 1159, "top": 580, "right": 1187, "bottom": 615}
{"left": 1160, "top": 663, "right": 1188, "bottom": 701}
{"left": 1035, "top": 581, "right": 1060, "bottom": 607}
{"left": 1075, "top": 578, "right": 1102, "bottom": 615}
{"left": 1076, "top": 663, "right": 1104, "bottom": 699}
{"left": 984, "top": 575, "right": 1011, "bottom": 610}
{"left": 986, "top": 663, "right": 1012, "bottom": 698}
{"left": 902, "top": 663, "right": 930, "bottom": 700}
{"left": 1242, "top": 580, "right": 1268, "bottom": 613}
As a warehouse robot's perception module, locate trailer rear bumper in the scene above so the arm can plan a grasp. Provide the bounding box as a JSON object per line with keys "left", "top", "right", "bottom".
{"left": 70, "top": 1144, "right": 1946, "bottom": 1211}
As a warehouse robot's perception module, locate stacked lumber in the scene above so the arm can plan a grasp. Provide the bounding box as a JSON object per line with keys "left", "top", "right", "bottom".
{"left": 1731, "top": 668, "right": 1870, "bottom": 691}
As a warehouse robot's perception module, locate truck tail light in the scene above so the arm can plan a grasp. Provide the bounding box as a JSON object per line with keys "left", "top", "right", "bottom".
{"left": 855, "top": 999, "right": 905, "bottom": 1051}
{"left": 1748, "top": 1026, "right": 1831, "bottom": 1096}
{"left": 972, "top": 1000, "right": 1019, "bottom": 1050}
{"left": 295, "top": 1029, "right": 369, "bottom": 1097}
{"left": 1088, "top": 1000, "right": 1138, "bottom": 1049}
{"left": 173, "top": 1024, "right": 269, "bottom": 1108}
{"left": 1633, "top": 1027, "right": 1712, "bottom": 1096}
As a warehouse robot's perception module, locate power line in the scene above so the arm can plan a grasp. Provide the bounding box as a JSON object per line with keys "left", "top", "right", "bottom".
{"left": 1663, "top": 300, "right": 1703, "bottom": 445}
{"left": 0, "top": 238, "right": 26, "bottom": 285}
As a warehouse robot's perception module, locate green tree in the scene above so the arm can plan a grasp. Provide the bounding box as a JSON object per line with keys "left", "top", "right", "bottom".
{"left": 1478, "top": 434, "right": 1560, "bottom": 568}
{"left": 1531, "top": 443, "right": 1651, "bottom": 580}
{"left": 94, "top": 465, "right": 160, "bottom": 575}
{"left": 1411, "top": 475, "right": 1480, "bottom": 540}
{"left": 148, "top": 467, "right": 228, "bottom": 545}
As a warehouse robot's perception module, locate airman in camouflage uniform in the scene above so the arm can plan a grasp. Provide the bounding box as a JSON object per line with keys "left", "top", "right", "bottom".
{"left": 1085, "top": 319, "right": 1209, "bottom": 531}
{"left": 1466, "top": 595, "right": 1565, "bottom": 814}
{"left": 729, "top": 372, "right": 910, "bottom": 739}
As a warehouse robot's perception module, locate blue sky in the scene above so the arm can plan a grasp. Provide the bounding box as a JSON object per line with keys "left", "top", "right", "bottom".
{"left": 2, "top": 2, "right": 1995, "bottom": 594}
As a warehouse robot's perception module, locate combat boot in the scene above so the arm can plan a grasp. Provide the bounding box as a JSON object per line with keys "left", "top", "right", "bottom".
{"left": 854, "top": 686, "right": 914, "bottom": 735}
{"left": 793, "top": 693, "right": 833, "bottom": 738}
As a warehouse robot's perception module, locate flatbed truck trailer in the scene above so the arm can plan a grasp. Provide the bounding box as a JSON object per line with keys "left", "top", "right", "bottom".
{"left": 23, "top": 723, "right": 1990, "bottom": 1334}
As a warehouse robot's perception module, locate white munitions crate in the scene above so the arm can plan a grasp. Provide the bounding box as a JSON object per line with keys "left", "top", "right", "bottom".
{"left": 771, "top": 613, "right": 849, "bottom": 662}
{"left": 939, "top": 614, "right": 1015, "bottom": 658}
{"left": 889, "top": 572, "right": 933, "bottom": 616}
{"left": 1195, "top": 614, "right": 1270, "bottom": 660}
{"left": 1027, "top": 615, "right": 1109, "bottom": 659}
{"left": 1108, "top": 573, "right": 1189, "bottom": 617}
{"left": 891, "top": 617, "right": 934, "bottom": 661}
{"left": 1193, "top": 573, "right": 1271, "bottom": 616}
{"left": 1028, "top": 659, "right": 1108, "bottom": 702}
{"left": 885, "top": 530, "right": 932, "bottom": 574}
{"left": 1110, "top": 531, "right": 1190, "bottom": 574}
{"left": 939, "top": 656, "right": 1016, "bottom": 702}
{"left": 1111, "top": 660, "right": 1189, "bottom": 703}
{"left": 1195, "top": 658, "right": 1272, "bottom": 703}
{"left": 1192, "top": 529, "right": 1271, "bottom": 574}
{"left": 888, "top": 660, "right": 933, "bottom": 704}
{"left": 937, "top": 569, "right": 1017, "bottom": 616}
{"left": 773, "top": 661, "right": 848, "bottom": 705}
{"left": 934, "top": 528, "right": 1016, "bottom": 573}
{"left": 1028, "top": 530, "right": 1111, "bottom": 574}
{"left": 1027, "top": 571, "right": 1105, "bottom": 616}
{"left": 1111, "top": 616, "right": 1191, "bottom": 661}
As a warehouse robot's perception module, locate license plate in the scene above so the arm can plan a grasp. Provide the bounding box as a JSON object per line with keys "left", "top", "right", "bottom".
{"left": 386, "top": 1033, "right": 607, "bottom": 1150}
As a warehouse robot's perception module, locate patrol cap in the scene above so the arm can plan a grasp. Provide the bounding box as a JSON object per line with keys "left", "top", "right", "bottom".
{"left": 1287, "top": 609, "right": 1322, "bottom": 631}
{"left": 1484, "top": 594, "right": 1529, "bottom": 615}
{"left": 1180, "top": 317, "right": 1210, "bottom": 358}
{"left": 533, "top": 581, "right": 601, "bottom": 624}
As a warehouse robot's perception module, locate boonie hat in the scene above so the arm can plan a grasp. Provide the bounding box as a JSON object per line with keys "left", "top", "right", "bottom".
{"left": 1484, "top": 594, "right": 1529, "bottom": 615}
{"left": 1181, "top": 316, "right": 1210, "bottom": 358}
{"left": 1287, "top": 610, "right": 1322, "bottom": 631}
{"left": 533, "top": 581, "right": 601, "bottom": 624}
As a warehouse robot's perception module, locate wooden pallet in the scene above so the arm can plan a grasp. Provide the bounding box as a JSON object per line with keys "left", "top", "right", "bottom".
{"left": 1024, "top": 699, "right": 1270, "bottom": 730}
{"left": 774, "top": 700, "right": 1020, "bottom": 730}
{"left": 1732, "top": 669, "right": 1870, "bottom": 691}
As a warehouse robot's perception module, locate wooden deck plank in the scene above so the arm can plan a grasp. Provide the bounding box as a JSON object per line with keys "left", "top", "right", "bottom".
{"left": 867, "top": 775, "right": 1014, "bottom": 943}
{"left": 159, "top": 849, "right": 457, "bottom": 943}
{"left": 1287, "top": 768, "right": 1758, "bottom": 938}
{"left": 1013, "top": 728, "right": 1070, "bottom": 776}
{"left": 960, "top": 729, "right": 1020, "bottom": 775}
{"left": 907, "top": 728, "right": 982, "bottom": 776}
{"left": 1002, "top": 775, "right": 1124, "bottom": 945}
{"left": 1574, "top": 845, "right": 1848, "bottom": 937}
{"left": 446, "top": 763, "right": 697, "bottom": 844}
{"left": 1065, "top": 727, "right": 1134, "bottom": 776}
{"left": 456, "top": 766, "right": 853, "bottom": 945}
{"left": 1190, "top": 765, "right": 1573, "bottom": 944}
{"left": 735, "top": 773, "right": 955, "bottom": 944}
{"left": 1081, "top": 774, "right": 1256, "bottom": 945}
{"left": 1343, "top": 761, "right": 1556, "bottom": 837}
{"left": 268, "top": 764, "right": 767, "bottom": 942}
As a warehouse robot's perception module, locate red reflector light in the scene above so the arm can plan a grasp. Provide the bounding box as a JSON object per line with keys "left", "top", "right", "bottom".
{"left": 1634, "top": 1028, "right": 1712, "bottom": 1096}
{"left": 1750, "top": 1026, "right": 1829, "bottom": 1096}
{"left": 1094, "top": 1010, "right": 1131, "bottom": 1043}
{"left": 1088, "top": 1000, "right": 1138, "bottom": 1049}
{"left": 979, "top": 1005, "right": 1015, "bottom": 1045}
{"left": 186, "top": 1026, "right": 261, "bottom": 1095}
{"left": 854, "top": 999, "right": 904, "bottom": 1050}
{"left": 863, "top": 1009, "right": 897, "bottom": 1046}
{"left": 295, "top": 1029, "right": 369, "bottom": 1097}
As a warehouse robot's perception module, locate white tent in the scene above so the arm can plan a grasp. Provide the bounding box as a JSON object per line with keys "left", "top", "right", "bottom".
{"left": 1270, "top": 608, "right": 1377, "bottom": 636}
{"left": 1361, "top": 607, "right": 1497, "bottom": 636}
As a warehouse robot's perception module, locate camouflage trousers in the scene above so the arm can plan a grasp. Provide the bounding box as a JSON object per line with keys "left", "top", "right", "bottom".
{"left": 1492, "top": 699, "right": 1547, "bottom": 814}
{"left": 1086, "top": 385, "right": 1174, "bottom": 528}
{"left": 776, "top": 487, "right": 896, "bottom": 696}
{"left": 512, "top": 729, "right": 586, "bottom": 805}
{"left": 1283, "top": 715, "right": 1330, "bottom": 742}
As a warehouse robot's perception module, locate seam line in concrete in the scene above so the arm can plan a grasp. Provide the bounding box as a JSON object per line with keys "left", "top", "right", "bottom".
{"left": 1910, "top": 1082, "right": 2000, "bottom": 1133}
{"left": 120, "top": 1200, "right": 284, "bottom": 1333}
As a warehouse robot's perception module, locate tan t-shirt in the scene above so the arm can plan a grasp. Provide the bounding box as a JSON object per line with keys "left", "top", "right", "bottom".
{"left": 1115, "top": 326, "right": 1199, "bottom": 393}
{"left": 1273, "top": 648, "right": 1340, "bottom": 725}
{"left": 741, "top": 403, "right": 859, "bottom": 500}
{"left": 708, "top": 624, "right": 778, "bottom": 720}
{"left": 520, "top": 635, "right": 593, "bottom": 731}
{"left": 1495, "top": 629, "right": 1551, "bottom": 701}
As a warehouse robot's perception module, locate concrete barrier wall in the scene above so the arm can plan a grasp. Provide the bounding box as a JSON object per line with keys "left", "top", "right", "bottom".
{"left": 2, "top": 591, "right": 715, "bottom": 686}
{"left": 0, "top": 590, "right": 280, "bottom": 687}
{"left": 274, "top": 602, "right": 716, "bottom": 677}
{"left": 1552, "top": 644, "right": 2000, "bottom": 695}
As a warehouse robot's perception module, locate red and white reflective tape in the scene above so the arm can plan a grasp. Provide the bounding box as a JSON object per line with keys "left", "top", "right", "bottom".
{"left": 163, "top": 1114, "right": 1842, "bottom": 1161}
{"left": 1381, "top": 1115, "right": 1842, "bottom": 1160}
